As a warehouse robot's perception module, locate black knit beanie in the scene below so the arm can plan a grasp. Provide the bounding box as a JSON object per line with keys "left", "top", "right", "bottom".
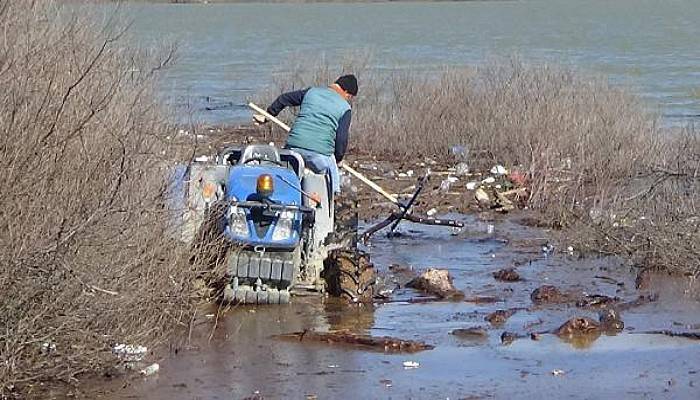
{"left": 335, "top": 74, "right": 358, "bottom": 96}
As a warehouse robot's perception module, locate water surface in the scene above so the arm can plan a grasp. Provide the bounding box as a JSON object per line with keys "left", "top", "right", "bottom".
{"left": 123, "top": 0, "right": 700, "bottom": 124}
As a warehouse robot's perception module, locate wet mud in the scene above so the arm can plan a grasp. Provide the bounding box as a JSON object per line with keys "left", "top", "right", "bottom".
{"left": 95, "top": 214, "right": 700, "bottom": 399}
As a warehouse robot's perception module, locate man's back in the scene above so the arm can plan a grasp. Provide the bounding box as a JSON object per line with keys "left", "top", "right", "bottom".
{"left": 286, "top": 86, "right": 350, "bottom": 157}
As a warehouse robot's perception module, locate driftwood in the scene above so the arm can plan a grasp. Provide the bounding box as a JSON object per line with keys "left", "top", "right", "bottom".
{"left": 630, "top": 330, "right": 700, "bottom": 340}
{"left": 463, "top": 296, "right": 504, "bottom": 304}
{"left": 406, "top": 268, "right": 463, "bottom": 299}
{"left": 492, "top": 268, "right": 521, "bottom": 282}
{"left": 273, "top": 330, "right": 434, "bottom": 353}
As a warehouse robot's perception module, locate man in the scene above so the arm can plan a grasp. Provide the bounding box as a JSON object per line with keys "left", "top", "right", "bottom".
{"left": 255, "top": 74, "right": 358, "bottom": 194}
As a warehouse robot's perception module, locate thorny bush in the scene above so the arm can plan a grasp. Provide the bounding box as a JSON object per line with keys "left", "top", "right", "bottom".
{"left": 266, "top": 56, "right": 699, "bottom": 277}
{"left": 0, "top": 2, "right": 208, "bottom": 396}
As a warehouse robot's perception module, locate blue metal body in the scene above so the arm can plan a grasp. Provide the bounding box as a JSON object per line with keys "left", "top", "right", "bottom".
{"left": 223, "top": 165, "right": 304, "bottom": 249}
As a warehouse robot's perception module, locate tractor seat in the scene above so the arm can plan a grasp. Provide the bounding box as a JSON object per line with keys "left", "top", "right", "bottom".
{"left": 239, "top": 145, "right": 281, "bottom": 166}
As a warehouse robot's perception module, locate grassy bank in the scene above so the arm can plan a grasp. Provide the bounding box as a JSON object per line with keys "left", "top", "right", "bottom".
{"left": 0, "top": 2, "right": 204, "bottom": 396}
{"left": 266, "top": 57, "right": 699, "bottom": 277}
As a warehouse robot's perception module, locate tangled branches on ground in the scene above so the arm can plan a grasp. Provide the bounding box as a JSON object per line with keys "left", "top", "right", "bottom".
{"left": 0, "top": 2, "right": 200, "bottom": 395}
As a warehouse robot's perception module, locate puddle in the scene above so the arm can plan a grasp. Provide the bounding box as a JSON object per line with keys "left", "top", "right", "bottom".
{"left": 97, "top": 214, "right": 700, "bottom": 399}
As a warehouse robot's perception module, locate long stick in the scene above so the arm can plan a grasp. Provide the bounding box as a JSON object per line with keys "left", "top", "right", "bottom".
{"left": 248, "top": 102, "right": 291, "bottom": 131}
{"left": 247, "top": 102, "right": 402, "bottom": 207}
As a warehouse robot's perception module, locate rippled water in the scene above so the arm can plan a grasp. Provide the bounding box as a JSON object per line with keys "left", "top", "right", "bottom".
{"left": 124, "top": 1, "right": 700, "bottom": 124}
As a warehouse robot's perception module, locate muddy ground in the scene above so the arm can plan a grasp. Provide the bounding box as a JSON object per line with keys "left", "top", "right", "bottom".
{"left": 88, "top": 219, "right": 699, "bottom": 399}
{"left": 79, "top": 126, "right": 700, "bottom": 399}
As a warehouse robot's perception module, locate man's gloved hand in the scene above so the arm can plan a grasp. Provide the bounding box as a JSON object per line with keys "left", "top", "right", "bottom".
{"left": 252, "top": 114, "right": 268, "bottom": 125}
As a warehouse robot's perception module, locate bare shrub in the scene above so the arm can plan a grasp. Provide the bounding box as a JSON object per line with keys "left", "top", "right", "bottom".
{"left": 0, "top": 2, "right": 200, "bottom": 395}
{"left": 262, "top": 56, "right": 698, "bottom": 275}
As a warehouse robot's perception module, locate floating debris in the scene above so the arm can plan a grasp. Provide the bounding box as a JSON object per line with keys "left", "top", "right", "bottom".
{"left": 112, "top": 344, "right": 147, "bottom": 362}
{"left": 598, "top": 308, "right": 625, "bottom": 332}
{"left": 617, "top": 294, "right": 659, "bottom": 311}
{"left": 450, "top": 327, "right": 488, "bottom": 340}
{"left": 273, "top": 330, "right": 434, "bottom": 353}
{"left": 474, "top": 188, "right": 491, "bottom": 206}
{"left": 490, "top": 165, "right": 508, "bottom": 175}
{"left": 493, "top": 268, "right": 521, "bottom": 282}
{"left": 485, "top": 309, "right": 517, "bottom": 325}
{"left": 531, "top": 285, "right": 570, "bottom": 305}
{"left": 406, "top": 268, "right": 463, "bottom": 299}
{"left": 630, "top": 330, "right": 700, "bottom": 340}
{"left": 553, "top": 317, "right": 601, "bottom": 338}
{"left": 463, "top": 295, "right": 503, "bottom": 304}
{"left": 576, "top": 294, "right": 619, "bottom": 308}
{"left": 402, "top": 360, "right": 420, "bottom": 369}
{"left": 500, "top": 331, "right": 526, "bottom": 345}
{"left": 140, "top": 363, "right": 160, "bottom": 376}
{"left": 551, "top": 369, "right": 566, "bottom": 376}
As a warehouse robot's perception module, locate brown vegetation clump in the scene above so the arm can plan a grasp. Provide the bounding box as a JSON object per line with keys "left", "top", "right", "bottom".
{"left": 0, "top": 3, "right": 206, "bottom": 395}
{"left": 266, "top": 56, "right": 699, "bottom": 277}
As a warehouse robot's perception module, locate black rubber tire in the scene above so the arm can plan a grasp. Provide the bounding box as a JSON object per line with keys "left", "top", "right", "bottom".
{"left": 323, "top": 249, "right": 376, "bottom": 303}
{"left": 323, "top": 190, "right": 377, "bottom": 303}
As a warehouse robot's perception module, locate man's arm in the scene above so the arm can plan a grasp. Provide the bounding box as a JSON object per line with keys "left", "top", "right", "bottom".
{"left": 266, "top": 88, "right": 309, "bottom": 116}
{"left": 334, "top": 110, "right": 352, "bottom": 163}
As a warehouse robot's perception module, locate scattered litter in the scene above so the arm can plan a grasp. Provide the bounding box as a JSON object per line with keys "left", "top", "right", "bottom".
{"left": 112, "top": 344, "right": 147, "bottom": 362}
{"left": 140, "top": 363, "right": 160, "bottom": 376}
{"left": 439, "top": 178, "right": 453, "bottom": 191}
{"left": 205, "top": 313, "right": 215, "bottom": 319}
{"left": 541, "top": 243, "right": 555, "bottom": 256}
{"left": 194, "top": 155, "right": 209, "bottom": 162}
{"left": 493, "top": 268, "right": 521, "bottom": 282}
{"left": 490, "top": 165, "right": 508, "bottom": 175}
{"left": 402, "top": 361, "right": 420, "bottom": 369}
{"left": 426, "top": 208, "right": 437, "bottom": 216}
{"left": 455, "top": 162, "right": 470, "bottom": 176}
{"left": 406, "top": 169, "right": 414, "bottom": 177}
{"left": 551, "top": 369, "right": 566, "bottom": 376}
{"left": 40, "top": 341, "right": 57, "bottom": 355}
{"left": 475, "top": 188, "right": 490, "bottom": 205}
{"left": 196, "top": 134, "right": 204, "bottom": 139}
{"left": 398, "top": 172, "right": 407, "bottom": 178}
{"left": 466, "top": 181, "right": 478, "bottom": 190}
{"left": 567, "top": 246, "right": 574, "bottom": 255}
{"left": 481, "top": 176, "right": 496, "bottom": 184}
{"left": 485, "top": 309, "right": 517, "bottom": 325}
{"left": 379, "top": 378, "right": 393, "bottom": 387}
{"left": 486, "top": 224, "right": 495, "bottom": 235}
{"left": 327, "top": 364, "right": 339, "bottom": 368}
